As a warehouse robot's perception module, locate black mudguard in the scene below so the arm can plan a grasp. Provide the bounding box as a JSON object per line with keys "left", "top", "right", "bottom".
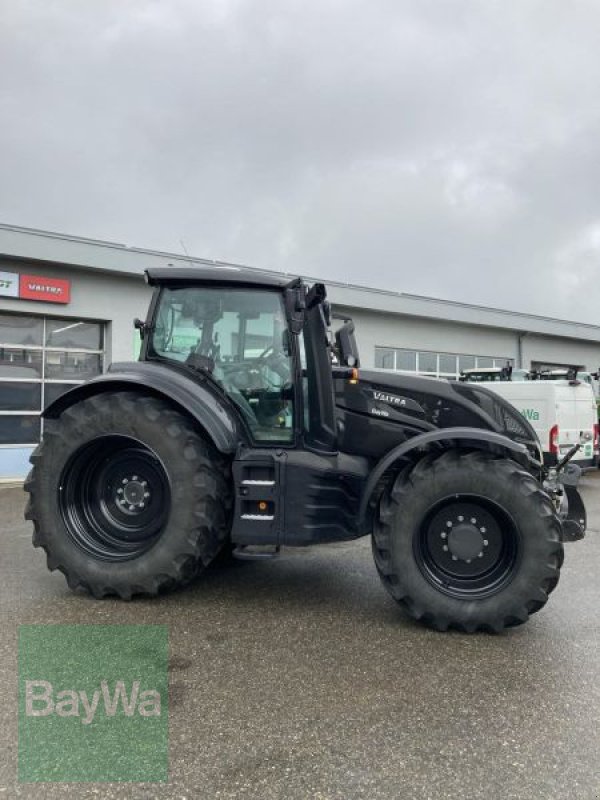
{"left": 358, "top": 427, "right": 539, "bottom": 532}
{"left": 42, "top": 361, "right": 240, "bottom": 455}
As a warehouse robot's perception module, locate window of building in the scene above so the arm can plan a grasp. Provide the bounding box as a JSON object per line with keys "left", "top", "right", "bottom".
{"left": 458, "top": 354, "right": 476, "bottom": 372}
{"left": 374, "top": 346, "right": 513, "bottom": 380}
{"left": 417, "top": 351, "right": 437, "bottom": 374}
{"left": 439, "top": 353, "right": 458, "bottom": 376}
{"left": 0, "top": 313, "right": 104, "bottom": 446}
{"left": 396, "top": 350, "right": 417, "bottom": 371}
{"left": 374, "top": 348, "right": 396, "bottom": 370}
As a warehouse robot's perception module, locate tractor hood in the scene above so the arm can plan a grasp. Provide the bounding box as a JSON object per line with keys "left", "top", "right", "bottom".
{"left": 335, "top": 369, "right": 541, "bottom": 456}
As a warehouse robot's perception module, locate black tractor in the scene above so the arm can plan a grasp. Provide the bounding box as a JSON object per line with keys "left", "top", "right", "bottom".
{"left": 25, "top": 269, "right": 586, "bottom": 632}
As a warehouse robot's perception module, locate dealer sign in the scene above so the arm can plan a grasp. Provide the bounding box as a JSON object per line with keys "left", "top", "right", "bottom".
{"left": 0, "top": 270, "right": 19, "bottom": 297}
{"left": 0, "top": 270, "right": 71, "bottom": 304}
{"left": 19, "top": 274, "right": 71, "bottom": 304}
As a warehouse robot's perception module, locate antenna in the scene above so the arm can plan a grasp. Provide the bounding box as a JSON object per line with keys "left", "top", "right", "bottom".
{"left": 179, "top": 238, "right": 201, "bottom": 270}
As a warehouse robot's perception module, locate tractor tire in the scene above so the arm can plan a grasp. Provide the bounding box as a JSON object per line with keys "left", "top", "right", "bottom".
{"left": 372, "top": 450, "right": 563, "bottom": 632}
{"left": 24, "top": 391, "right": 233, "bottom": 599}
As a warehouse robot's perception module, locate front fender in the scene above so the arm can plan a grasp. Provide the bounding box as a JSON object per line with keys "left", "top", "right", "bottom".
{"left": 43, "top": 361, "right": 239, "bottom": 454}
{"left": 358, "top": 427, "right": 538, "bottom": 532}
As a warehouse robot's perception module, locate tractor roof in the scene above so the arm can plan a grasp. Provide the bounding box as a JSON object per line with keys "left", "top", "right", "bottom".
{"left": 145, "top": 266, "right": 297, "bottom": 290}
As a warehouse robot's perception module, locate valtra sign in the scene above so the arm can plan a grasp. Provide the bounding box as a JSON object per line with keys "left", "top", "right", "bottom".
{"left": 0, "top": 270, "right": 71, "bottom": 304}
{"left": 19, "top": 274, "right": 71, "bottom": 304}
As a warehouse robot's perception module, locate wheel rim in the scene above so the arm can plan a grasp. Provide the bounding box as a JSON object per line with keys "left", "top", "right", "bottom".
{"left": 59, "top": 435, "right": 171, "bottom": 561}
{"left": 414, "top": 496, "right": 520, "bottom": 599}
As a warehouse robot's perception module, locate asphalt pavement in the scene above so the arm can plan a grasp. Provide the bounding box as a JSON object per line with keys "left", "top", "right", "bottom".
{"left": 1, "top": 472, "right": 600, "bottom": 799}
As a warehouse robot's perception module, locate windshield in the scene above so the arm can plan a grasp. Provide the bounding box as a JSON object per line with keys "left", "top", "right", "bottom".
{"left": 150, "top": 287, "right": 294, "bottom": 442}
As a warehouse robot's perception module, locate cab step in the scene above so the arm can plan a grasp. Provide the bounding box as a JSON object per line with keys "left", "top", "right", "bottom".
{"left": 232, "top": 544, "right": 280, "bottom": 561}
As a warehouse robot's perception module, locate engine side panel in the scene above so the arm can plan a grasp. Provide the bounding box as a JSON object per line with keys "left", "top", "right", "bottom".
{"left": 335, "top": 370, "right": 541, "bottom": 461}
{"left": 231, "top": 448, "right": 370, "bottom": 546}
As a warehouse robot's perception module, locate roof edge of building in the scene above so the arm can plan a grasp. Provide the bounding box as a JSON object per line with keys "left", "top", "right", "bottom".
{"left": 1, "top": 222, "right": 600, "bottom": 341}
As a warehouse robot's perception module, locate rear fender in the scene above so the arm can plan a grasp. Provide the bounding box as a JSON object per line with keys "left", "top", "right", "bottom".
{"left": 43, "top": 361, "right": 239, "bottom": 454}
{"left": 358, "top": 427, "right": 538, "bottom": 533}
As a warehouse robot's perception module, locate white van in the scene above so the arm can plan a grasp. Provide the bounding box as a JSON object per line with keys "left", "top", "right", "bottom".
{"left": 462, "top": 378, "right": 598, "bottom": 468}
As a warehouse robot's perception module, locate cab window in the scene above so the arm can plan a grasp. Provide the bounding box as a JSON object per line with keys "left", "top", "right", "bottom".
{"left": 150, "top": 287, "right": 294, "bottom": 442}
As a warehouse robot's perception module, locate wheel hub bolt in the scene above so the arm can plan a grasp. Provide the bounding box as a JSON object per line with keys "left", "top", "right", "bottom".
{"left": 446, "top": 518, "right": 487, "bottom": 562}
{"left": 117, "top": 476, "right": 150, "bottom": 510}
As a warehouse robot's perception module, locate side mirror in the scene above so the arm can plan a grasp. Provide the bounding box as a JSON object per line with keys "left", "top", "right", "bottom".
{"left": 284, "top": 285, "right": 306, "bottom": 335}
{"left": 134, "top": 318, "right": 146, "bottom": 340}
{"left": 335, "top": 321, "right": 360, "bottom": 368}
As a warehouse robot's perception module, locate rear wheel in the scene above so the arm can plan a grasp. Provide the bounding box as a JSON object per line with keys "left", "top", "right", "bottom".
{"left": 24, "top": 391, "right": 233, "bottom": 598}
{"left": 372, "top": 451, "right": 563, "bottom": 632}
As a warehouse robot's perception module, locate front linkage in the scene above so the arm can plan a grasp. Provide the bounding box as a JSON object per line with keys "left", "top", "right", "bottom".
{"left": 543, "top": 442, "right": 586, "bottom": 542}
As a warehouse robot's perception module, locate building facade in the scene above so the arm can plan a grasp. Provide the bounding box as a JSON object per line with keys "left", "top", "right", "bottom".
{"left": 1, "top": 222, "right": 599, "bottom": 480}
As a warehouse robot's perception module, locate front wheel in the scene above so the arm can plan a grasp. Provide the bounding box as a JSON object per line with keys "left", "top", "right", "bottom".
{"left": 372, "top": 451, "right": 563, "bottom": 632}
{"left": 24, "top": 392, "right": 233, "bottom": 598}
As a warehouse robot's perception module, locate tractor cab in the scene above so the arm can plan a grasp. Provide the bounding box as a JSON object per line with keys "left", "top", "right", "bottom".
{"left": 147, "top": 280, "right": 296, "bottom": 442}
{"left": 141, "top": 268, "right": 360, "bottom": 454}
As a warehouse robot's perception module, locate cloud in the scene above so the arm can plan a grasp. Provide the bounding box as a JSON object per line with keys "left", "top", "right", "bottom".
{"left": 1, "top": 0, "right": 600, "bottom": 320}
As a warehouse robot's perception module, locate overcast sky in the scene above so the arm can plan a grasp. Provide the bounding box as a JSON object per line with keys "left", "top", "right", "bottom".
{"left": 1, "top": 1, "right": 600, "bottom": 320}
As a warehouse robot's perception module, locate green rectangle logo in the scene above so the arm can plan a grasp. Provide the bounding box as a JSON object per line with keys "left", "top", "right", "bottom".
{"left": 19, "top": 624, "right": 168, "bottom": 782}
